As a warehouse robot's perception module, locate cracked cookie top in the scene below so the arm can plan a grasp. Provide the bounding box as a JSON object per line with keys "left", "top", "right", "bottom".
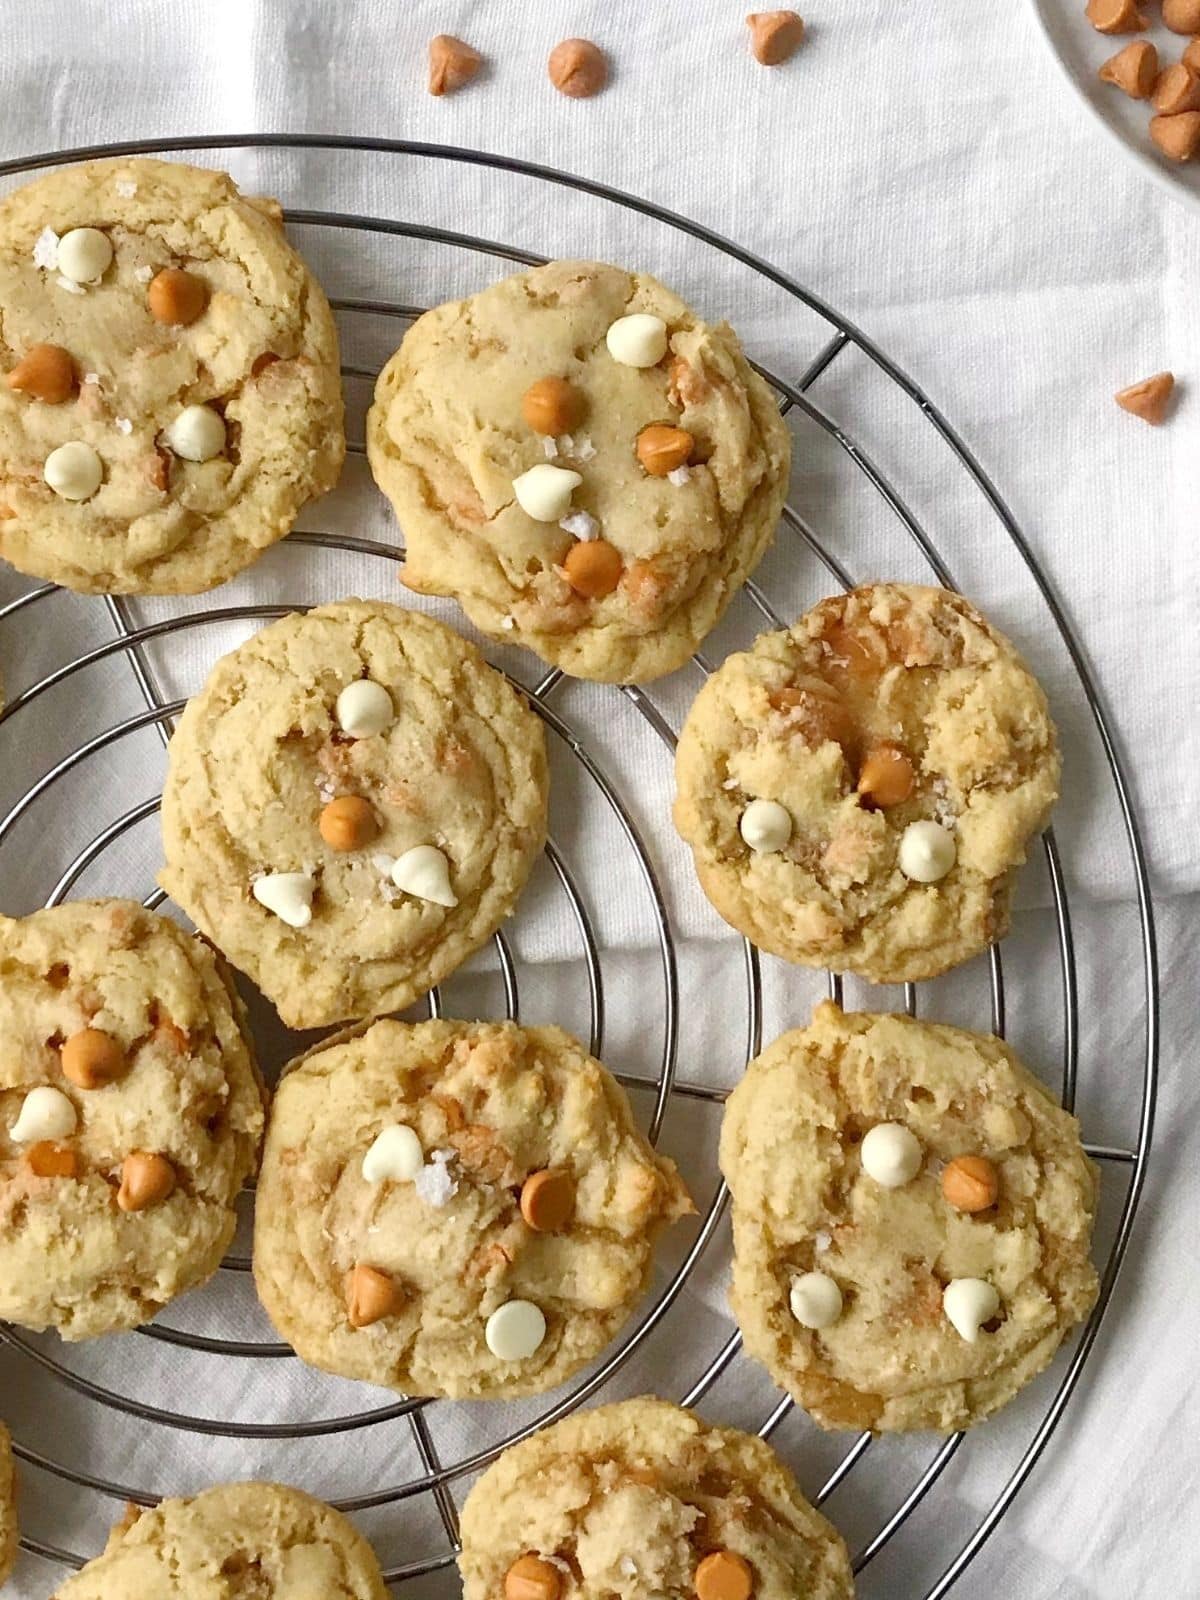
{"left": 674, "top": 583, "right": 1061, "bottom": 982}
{"left": 366, "top": 259, "right": 791, "bottom": 683}
{"left": 0, "top": 157, "right": 343, "bottom": 593}
{"left": 720, "top": 1003, "right": 1098, "bottom": 1432}
{"left": 252, "top": 1020, "right": 693, "bottom": 1399}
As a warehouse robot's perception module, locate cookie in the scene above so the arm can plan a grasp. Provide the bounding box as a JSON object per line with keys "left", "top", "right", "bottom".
{"left": 367, "top": 259, "right": 791, "bottom": 683}
{"left": 458, "top": 1397, "right": 854, "bottom": 1600}
{"left": 0, "top": 900, "right": 264, "bottom": 1340}
{"left": 52, "top": 1481, "right": 388, "bottom": 1599}
{"left": 0, "top": 157, "right": 343, "bottom": 593}
{"left": 720, "top": 1002, "right": 1099, "bottom": 1432}
{"left": 674, "top": 583, "right": 1060, "bottom": 982}
{"left": 253, "top": 1019, "right": 693, "bottom": 1398}
{"left": 159, "top": 600, "right": 549, "bottom": 1030}
{"left": 0, "top": 1423, "right": 15, "bottom": 1588}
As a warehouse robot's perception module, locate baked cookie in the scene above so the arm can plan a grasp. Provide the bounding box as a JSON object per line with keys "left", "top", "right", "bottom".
{"left": 159, "top": 600, "right": 548, "bottom": 1029}
{"left": 458, "top": 1397, "right": 854, "bottom": 1600}
{"left": 367, "top": 259, "right": 791, "bottom": 683}
{"left": 0, "top": 156, "right": 343, "bottom": 593}
{"left": 720, "top": 1002, "right": 1099, "bottom": 1432}
{"left": 0, "top": 1422, "right": 15, "bottom": 1588}
{"left": 674, "top": 584, "right": 1060, "bottom": 982}
{"left": 0, "top": 900, "right": 264, "bottom": 1340}
{"left": 253, "top": 1019, "right": 693, "bottom": 1398}
{"left": 52, "top": 1481, "right": 388, "bottom": 1599}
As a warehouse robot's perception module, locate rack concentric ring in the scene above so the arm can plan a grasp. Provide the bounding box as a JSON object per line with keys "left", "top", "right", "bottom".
{"left": 0, "top": 136, "right": 1158, "bottom": 1597}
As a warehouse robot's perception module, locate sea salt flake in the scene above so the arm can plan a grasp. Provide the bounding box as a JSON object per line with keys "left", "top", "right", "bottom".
{"left": 115, "top": 179, "right": 138, "bottom": 198}
{"left": 114, "top": 417, "right": 133, "bottom": 435}
{"left": 500, "top": 615, "right": 516, "bottom": 631}
{"left": 56, "top": 275, "right": 85, "bottom": 295}
{"left": 413, "top": 1149, "right": 458, "bottom": 1208}
{"left": 814, "top": 1230, "right": 832, "bottom": 1253}
{"left": 133, "top": 263, "right": 153, "bottom": 283}
{"left": 722, "top": 776, "right": 739, "bottom": 790}
{"left": 559, "top": 509, "right": 598, "bottom": 542}
{"left": 540, "top": 434, "right": 559, "bottom": 460}
{"left": 619, "top": 1557, "right": 639, "bottom": 1579}
{"left": 573, "top": 433, "right": 596, "bottom": 461}
{"left": 32, "top": 226, "right": 59, "bottom": 269}
{"left": 667, "top": 465, "right": 691, "bottom": 486}
{"left": 370, "top": 852, "right": 397, "bottom": 875}
{"left": 379, "top": 881, "right": 401, "bottom": 905}
{"left": 555, "top": 433, "right": 574, "bottom": 456}
{"left": 82, "top": 372, "right": 100, "bottom": 386}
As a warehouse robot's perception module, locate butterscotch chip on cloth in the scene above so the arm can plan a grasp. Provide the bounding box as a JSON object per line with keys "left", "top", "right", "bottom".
{"left": 458, "top": 1398, "right": 854, "bottom": 1600}
{"left": 720, "top": 1003, "right": 1099, "bottom": 1432}
{"left": 158, "top": 600, "right": 549, "bottom": 1029}
{"left": 673, "top": 583, "right": 1060, "bottom": 983}
{"left": 51, "top": 1482, "right": 388, "bottom": 1599}
{"left": 0, "top": 900, "right": 264, "bottom": 1340}
{"left": 0, "top": 156, "right": 343, "bottom": 593}
{"left": 0, "top": 1422, "right": 15, "bottom": 1587}
{"left": 366, "top": 260, "right": 791, "bottom": 683}
{"left": 252, "top": 1020, "right": 693, "bottom": 1398}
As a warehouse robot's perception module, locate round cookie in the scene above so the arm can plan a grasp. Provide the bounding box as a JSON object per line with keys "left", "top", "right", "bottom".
{"left": 0, "top": 1422, "right": 15, "bottom": 1588}
{"left": 367, "top": 259, "right": 791, "bottom": 683}
{"left": 158, "top": 600, "right": 549, "bottom": 1030}
{"left": 674, "top": 583, "right": 1060, "bottom": 982}
{"left": 0, "top": 900, "right": 264, "bottom": 1340}
{"left": 458, "top": 1397, "right": 854, "bottom": 1600}
{"left": 0, "top": 156, "right": 344, "bottom": 593}
{"left": 720, "top": 1002, "right": 1099, "bottom": 1432}
{"left": 252, "top": 1019, "right": 693, "bottom": 1399}
{"left": 52, "top": 1481, "right": 388, "bottom": 1599}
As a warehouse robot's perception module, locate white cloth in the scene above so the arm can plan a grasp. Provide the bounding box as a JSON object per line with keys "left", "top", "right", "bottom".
{"left": 0, "top": 2, "right": 1194, "bottom": 1596}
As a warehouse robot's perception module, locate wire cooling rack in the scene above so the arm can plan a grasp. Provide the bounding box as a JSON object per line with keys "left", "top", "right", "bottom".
{"left": 0, "top": 136, "right": 1158, "bottom": 1597}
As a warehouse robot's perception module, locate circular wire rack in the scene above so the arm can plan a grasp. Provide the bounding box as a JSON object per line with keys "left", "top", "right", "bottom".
{"left": 0, "top": 135, "right": 1158, "bottom": 1597}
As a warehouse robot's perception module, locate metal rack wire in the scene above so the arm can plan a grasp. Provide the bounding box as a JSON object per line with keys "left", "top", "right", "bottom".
{"left": 0, "top": 136, "right": 1158, "bottom": 1597}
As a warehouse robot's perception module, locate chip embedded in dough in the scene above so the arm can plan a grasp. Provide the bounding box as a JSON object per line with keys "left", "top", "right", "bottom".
{"left": 458, "top": 1397, "right": 854, "bottom": 1600}
{"left": 720, "top": 1002, "right": 1099, "bottom": 1432}
{"left": 253, "top": 1020, "right": 694, "bottom": 1399}
{"left": 0, "top": 900, "right": 264, "bottom": 1341}
{"left": 0, "top": 1422, "right": 15, "bottom": 1588}
{"left": 367, "top": 259, "right": 791, "bottom": 683}
{"left": 158, "top": 600, "right": 549, "bottom": 1030}
{"left": 0, "top": 156, "right": 344, "bottom": 593}
{"left": 674, "top": 583, "right": 1061, "bottom": 982}
{"left": 52, "top": 1481, "right": 389, "bottom": 1599}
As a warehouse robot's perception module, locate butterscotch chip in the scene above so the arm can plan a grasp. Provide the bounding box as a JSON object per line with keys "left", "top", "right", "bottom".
{"left": 519, "top": 1169, "right": 575, "bottom": 1232}
{"left": 1152, "top": 61, "right": 1200, "bottom": 114}
{"left": 61, "top": 1026, "right": 127, "bottom": 1089}
{"left": 942, "top": 1154, "right": 1000, "bottom": 1213}
{"left": 117, "top": 1151, "right": 177, "bottom": 1212}
{"left": 503, "top": 1554, "right": 561, "bottom": 1600}
{"left": 1115, "top": 371, "right": 1175, "bottom": 423}
{"left": 746, "top": 10, "right": 806, "bottom": 65}
{"left": 1098, "top": 39, "right": 1158, "bottom": 97}
{"left": 548, "top": 37, "right": 608, "bottom": 97}
{"left": 5, "top": 341, "right": 76, "bottom": 403}
{"left": 1163, "top": 0, "right": 1200, "bottom": 30}
{"left": 521, "top": 376, "right": 585, "bottom": 435}
{"left": 636, "top": 423, "right": 694, "bottom": 475}
{"left": 318, "top": 794, "right": 379, "bottom": 852}
{"left": 345, "top": 1263, "right": 406, "bottom": 1328}
{"left": 428, "top": 33, "right": 483, "bottom": 96}
{"left": 563, "top": 537, "right": 623, "bottom": 598}
{"left": 856, "top": 742, "right": 914, "bottom": 809}
{"left": 146, "top": 267, "right": 208, "bottom": 326}
{"left": 1150, "top": 110, "right": 1200, "bottom": 160}
{"left": 1085, "top": 0, "right": 1147, "bottom": 32}
{"left": 26, "top": 1141, "right": 79, "bottom": 1179}
{"left": 1184, "top": 38, "right": 1200, "bottom": 72}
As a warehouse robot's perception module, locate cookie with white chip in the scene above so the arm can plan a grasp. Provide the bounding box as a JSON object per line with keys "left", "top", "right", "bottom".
{"left": 158, "top": 600, "right": 549, "bottom": 1029}
{"left": 674, "top": 583, "right": 1060, "bottom": 982}
{"left": 0, "top": 1422, "right": 15, "bottom": 1587}
{"left": 252, "top": 1019, "right": 693, "bottom": 1399}
{"left": 458, "top": 1397, "right": 854, "bottom": 1600}
{"left": 0, "top": 156, "right": 343, "bottom": 593}
{"left": 720, "top": 1002, "right": 1099, "bottom": 1432}
{"left": 367, "top": 259, "right": 791, "bottom": 683}
{"left": 52, "top": 1481, "right": 388, "bottom": 1599}
{"left": 0, "top": 900, "right": 264, "bottom": 1340}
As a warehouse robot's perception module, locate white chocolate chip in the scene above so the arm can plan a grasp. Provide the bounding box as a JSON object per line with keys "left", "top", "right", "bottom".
{"left": 391, "top": 845, "right": 458, "bottom": 907}
{"left": 860, "top": 1122, "right": 923, "bottom": 1188}
{"left": 559, "top": 509, "right": 599, "bottom": 542}
{"left": 164, "top": 404, "right": 226, "bottom": 463}
{"left": 898, "top": 819, "right": 956, "bottom": 884}
{"left": 605, "top": 312, "right": 668, "bottom": 367}
{"left": 10, "top": 1085, "right": 77, "bottom": 1144}
{"left": 43, "top": 441, "right": 103, "bottom": 501}
{"left": 942, "top": 1277, "right": 1000, "bottom": 1343}
{"left": 667, "top": 465, "right": 691, "bottom": 486}
{"left": 252, "top": 871, "right": 316, "bottom": 928}
{"left": 335, "top": 679, "right": 394, "bottom": 738}
{"left": 512, "top": 463, "right": 582, "bottom": 522}
{"left": 789, "top": 1271, "right": 843, "bottom": 1329}
{"left": 485, "top": 1299, "right": 547, "bottom": 1361}
{"left": 32, "top": 225, "right": 60, "bottom": 270}
{"left": 362, "top": 1124, "right": 424, "bottom": 1184}
{"left": 739, "top": 798, "right": 792, "bottom": 854}
{"left": 55, "top": 227, "right": 113, "bottom": 284}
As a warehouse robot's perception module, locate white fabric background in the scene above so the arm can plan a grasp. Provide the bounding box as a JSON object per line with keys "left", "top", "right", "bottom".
{"left": 0, "top": 2, "right": 1195, "bottom": 1597}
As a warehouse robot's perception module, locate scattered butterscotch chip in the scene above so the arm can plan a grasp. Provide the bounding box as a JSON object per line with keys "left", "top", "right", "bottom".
{"left": 504, "top": 1554, "right": 562, "bottom": 1600}
{"left": 521, "top": 376, "right": 584, "bottom": 435}
{"left": 856, "top": 743, "right": 915, "bottom": 809}
{"left": 1150, "top": 109, "right": 1200, "bottom": 159}
{"left": 695, "top": 1548, "right": 754, "bottom": 1600}
{"left": 1115, "top": 371, "right": 1175, "bottom": 423}
{"left": 117, "top": 1151, "right": 177, "bottom": 1212}
{"left": 548, "top": 37, "right": 608, "bottom": 98}
{"left": 345, "top": 1263, "right": 406, "bottom": 1328}
{"left": 746, "top": 10, "right": 805, "bottom": 65}
{"left": 520, "top": 1169, "right": 575, "bottom": 1232}
{"left": 562, "top": 537, "right": 623, "bottom": 597}
{"left": 5, "top": 342, "right": 76, "bottom": 404}
{"left": 1152, "top": 61, "right": 1200, "bottom": 114}
{"left": 428, "top": 33, "right": 483, "bottom": 96}
{"left": 942, "top": 1154, "right": 1000, "bottom": 1213}
{"left": 1098, "top": 39, "right": 1158, "bottom": 97}
{"left": 26, "top": 1141, "right": 79, "bottom": 1179}
{"left": 1163, "top": 0, "right": 1200, "bottom": 31}
{"left": 61, "top": 1027, "right": 127, "bottom": 1090}
{"left": 318, "top": 794, "right": 379, "bottom": 852}
{"left": 1184, "top": 38, "right": 1200, "bottom": 72}
{"left": 635, "top": 423, "right": 694, "bottom": 476}
{"left": 1085, "top": 0, "right": 1147, "bottom": 32}
{"left": 147, "top": 267, "right": 208, "bottom": 326}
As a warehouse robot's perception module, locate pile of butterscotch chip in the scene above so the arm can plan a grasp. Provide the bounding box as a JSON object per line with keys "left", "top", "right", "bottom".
{"left": 1088, "top": 0, "right": 1200, "bottom": 161}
